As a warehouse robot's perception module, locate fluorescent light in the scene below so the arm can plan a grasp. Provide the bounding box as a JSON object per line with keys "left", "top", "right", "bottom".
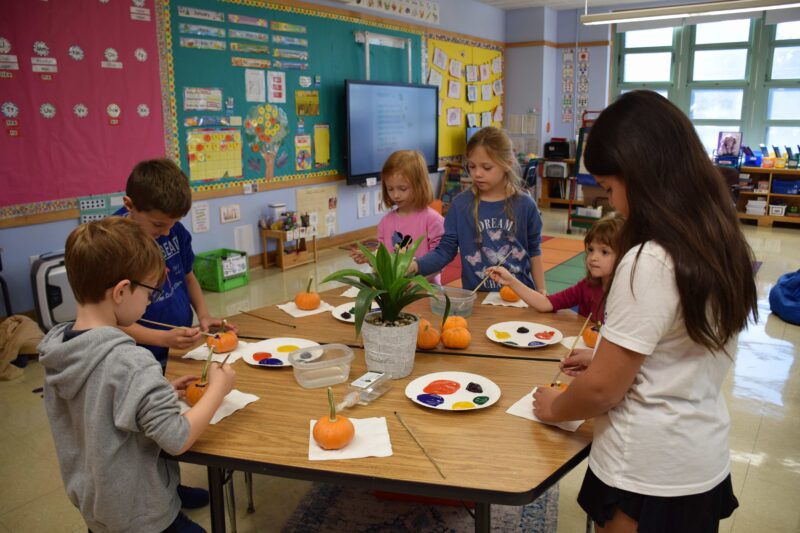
{"left": 581, "top": 0, "right": 800, "bottom": 25}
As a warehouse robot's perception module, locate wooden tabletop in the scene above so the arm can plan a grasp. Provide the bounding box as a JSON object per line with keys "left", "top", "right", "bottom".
{"left": 167, "top": 350, "right": 592, "bottom": 505}
{"left": 229, "top": 288, "right": 586, "bottom": 361}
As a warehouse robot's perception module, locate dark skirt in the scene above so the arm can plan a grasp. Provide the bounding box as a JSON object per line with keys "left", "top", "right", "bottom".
{"left": 578, "top": 467, "right": 738, "bottom": 533}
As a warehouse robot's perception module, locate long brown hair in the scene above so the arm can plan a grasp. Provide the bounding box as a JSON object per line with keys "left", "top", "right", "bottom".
{"left": 466, "top": 127, "right": 523, "bottom": 244}
{"left": 584, "top": 90, "right": 757, "bottom": 351}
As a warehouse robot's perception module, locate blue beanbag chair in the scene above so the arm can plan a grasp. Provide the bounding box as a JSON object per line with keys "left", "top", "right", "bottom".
{"left": 769, "top": 270, "right": 800, "bottom": 325}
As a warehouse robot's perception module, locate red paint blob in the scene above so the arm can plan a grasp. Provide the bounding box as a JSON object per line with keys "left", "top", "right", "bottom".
{"left": 535, "top": 331, "right": 555, "bottom": 340}
{"left": 423, "top": 380, "right": 460, "bottom": 395}
{"left": 253, "top": 351, "right": 272, "bottom": 362}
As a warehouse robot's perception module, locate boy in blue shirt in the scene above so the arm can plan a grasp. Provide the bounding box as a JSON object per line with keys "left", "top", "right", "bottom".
{"left": 116, "top": 158, "right": 237, "bottom": 508}
{"left": 39, "top": 217, "right": 235, "bottom": 533}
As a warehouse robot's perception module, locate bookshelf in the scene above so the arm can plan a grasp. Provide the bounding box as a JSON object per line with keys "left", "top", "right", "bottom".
{"left": 538, "top": 158, "right": 585, "bottom": 209}
{"left": 736, "top": 167, "right": 800, "bottom": 228}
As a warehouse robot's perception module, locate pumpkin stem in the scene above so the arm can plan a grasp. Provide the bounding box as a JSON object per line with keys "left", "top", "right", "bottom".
{"left": 306, "top": 277, "right": 314, "bottom": 294}
{"left": 327, "top": 386, "right": 337, "bottom": 422}
{"left": 201, "top": 345, "right": 216, "bottom": 384}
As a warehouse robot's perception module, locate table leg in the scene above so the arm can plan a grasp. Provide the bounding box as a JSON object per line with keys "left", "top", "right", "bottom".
{"left": 474, "top": 502, "right": 490, "bottom": 533}
{"left": 208, "top": 466, "right": 227, "bottom": 533}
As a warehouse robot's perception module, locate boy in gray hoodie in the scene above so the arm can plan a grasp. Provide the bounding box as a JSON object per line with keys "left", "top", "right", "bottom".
{"left": 38, "top": 218, "right": 235, "bottom": 533}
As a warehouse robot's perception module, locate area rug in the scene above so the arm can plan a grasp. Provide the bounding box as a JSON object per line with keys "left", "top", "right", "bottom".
{"left": 282, "top": 483, "right": 559, "bottom": 532}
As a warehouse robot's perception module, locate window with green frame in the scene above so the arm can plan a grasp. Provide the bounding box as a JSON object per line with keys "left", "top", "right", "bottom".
{"left": 613, "top": 18, "right": 800, "bottom": 156}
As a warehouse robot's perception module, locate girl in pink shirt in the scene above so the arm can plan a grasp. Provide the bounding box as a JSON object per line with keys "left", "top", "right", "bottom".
{"left": 487, "top": 212, "right": 625, "bottom": 322}
{"left": 352, "top": 150, "right": 444, "bottom": 284}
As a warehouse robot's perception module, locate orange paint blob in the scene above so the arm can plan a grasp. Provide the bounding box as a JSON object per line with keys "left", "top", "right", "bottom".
{"left": 423, "top": 379, "right": 460, "bottom": 395}
{"left": 253, "top": 352, "right": 272, "bottom": 362}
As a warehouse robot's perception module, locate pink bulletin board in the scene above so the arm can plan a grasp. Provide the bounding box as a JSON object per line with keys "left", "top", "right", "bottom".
{"left": 0, "top": 0, "right": 165, "bottom": 212}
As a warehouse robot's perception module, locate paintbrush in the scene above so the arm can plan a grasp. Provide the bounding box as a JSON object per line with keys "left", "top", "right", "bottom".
{"left": 551, "top": 312, "right": 592, "bottom": 387}
{"left": 217, "top": 352, "right": 233, "bottom": 366}
{"left": 238, "top": 309, "right": 297, "bottom": 329}
{"left": 394, "top": 411, "right": 446, "bottom": 479}
{"left": 138, "top": 318, "right": 216, "bottom": 337}
{"left": 471, "top": 249, "right": 514, "bottom": 295}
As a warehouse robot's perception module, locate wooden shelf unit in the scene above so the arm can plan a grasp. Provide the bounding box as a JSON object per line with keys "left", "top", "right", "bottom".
{"left": 260, "top": 228, "right": 318, "bottom": 271}
{"left": 538, "top": 158, "right": 585, "bottom": 209}
{"left": 736, "top": 166, "right": 800, "bottom": 228}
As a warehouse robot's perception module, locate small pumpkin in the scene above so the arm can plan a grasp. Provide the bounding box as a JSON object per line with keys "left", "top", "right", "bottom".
{"left": 207, "top": 331, "right": 238, "bottom": 353}
{"left": 582, "top": 324, "right": 600, "bottom": 348}
{"left": 442, "top": 316, "right": 468, "bottom": 332}
{"left": 499, "top": 286, "right": 520, "bottom": 302}
{"left": 417, "top": 319, "right": 441, "bottom": 350}
{"left": 295, "top": 277, "right": 321, "bottom": 310}
{"left": 185, "top": 381, "right": 207, "bottom": 406}
{"left": 442, "top": 326, "right": 471, "bottom": 349}
{"left": 313, "top": 387, "right": 355, "bottom": 450}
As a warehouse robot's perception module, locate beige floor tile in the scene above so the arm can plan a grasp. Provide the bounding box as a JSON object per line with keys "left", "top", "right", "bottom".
{"left": 734, "top": 474, "right": 800, "bottom": 531}
{"left": 0, "top": 487, "right": 83, "bottom": 533}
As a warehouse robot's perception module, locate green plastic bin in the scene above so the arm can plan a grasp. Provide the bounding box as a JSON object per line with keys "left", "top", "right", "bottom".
{"left": 194, "top": 248, "right": 250, "bottom": 292}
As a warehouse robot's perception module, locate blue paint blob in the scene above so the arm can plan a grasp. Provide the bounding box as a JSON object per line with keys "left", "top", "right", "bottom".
{"left": 416, "top": 394, "right": 444, "bottom": 407}
{"left": 258, "top": 358, "right": 284, "bottom": 366}
{"left": 527, "top": 340, "right": 546, "bottom": 347}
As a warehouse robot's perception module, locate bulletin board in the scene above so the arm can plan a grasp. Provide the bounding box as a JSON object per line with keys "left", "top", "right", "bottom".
{"left": 426, "top": 35, "right": 504, "bottom": 159}
{"left": 162, "top": 0, "right": 423, "bottom": 193}
{"left": 0, "top": 0, "right": 165, "bottom": 216}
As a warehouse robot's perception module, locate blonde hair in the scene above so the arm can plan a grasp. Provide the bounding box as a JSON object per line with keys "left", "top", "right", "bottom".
{"left": 65, "top": 217, "right": 165, "bottom": 304}
{"left": 380, "top": 150, "right": 433, "bottom": 211}
{"left": 466, "top": 127, "right": 523, "bottom": 243}
{"left": 584, "top": 211, "right": 626, "bottom": 286}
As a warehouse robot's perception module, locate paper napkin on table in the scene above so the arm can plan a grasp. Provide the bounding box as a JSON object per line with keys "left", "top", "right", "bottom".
{"left": 308, "top": 417, "right": 393, "bottom": 460}
{"left": 182, "top": 342, "right": 248, "bottom": 364}
{"left": 179, "top": 389, "right": 259, "bottom": 425}
{"left": 340, "top": 286, "right": 360, "bottom": 298}
{"left": 277, "top": 301, "right": 335, "bottom": 317}
{"left": 560, "top": 336, "right": 590, "bottom": 351}
{"left": 482, "top": 291, "right": 529, "bottom": 308}
{"left": 506, "top": 388, "right": 584, "bottom": 432}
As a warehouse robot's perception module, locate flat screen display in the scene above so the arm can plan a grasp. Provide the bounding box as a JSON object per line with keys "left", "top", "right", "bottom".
{"left": 345, "top": 80, "right": 438, "bottom": 184}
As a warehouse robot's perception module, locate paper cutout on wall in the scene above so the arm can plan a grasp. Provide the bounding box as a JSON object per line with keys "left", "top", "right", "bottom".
{"left": 295, "top": 90, "right": 319, "bottom": 116}
{"left": 187, "top": 128, "right": 243, "bottom": 181}
{"left": 295, "top": 134, "right": 312, "bottom": 171}
{"left": 313, "top": 124, "right": 330, "bottom": 168}
{"left": 244, "top": 104, "right": 289, "bottom": 180}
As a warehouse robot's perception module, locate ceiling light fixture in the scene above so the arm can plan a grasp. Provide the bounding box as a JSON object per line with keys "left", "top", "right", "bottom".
{"left": 581, "top": 0, "right": 800, "bottom": 26}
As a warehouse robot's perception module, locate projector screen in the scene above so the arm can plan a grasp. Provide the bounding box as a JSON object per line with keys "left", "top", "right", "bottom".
{"left": 345, "top": 80, "right": 438, "bottom": 185}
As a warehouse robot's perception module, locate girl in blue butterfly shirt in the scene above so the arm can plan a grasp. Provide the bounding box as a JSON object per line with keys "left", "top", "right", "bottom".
{"left": 409, "top": 126, "right": 546, "bottom": 293}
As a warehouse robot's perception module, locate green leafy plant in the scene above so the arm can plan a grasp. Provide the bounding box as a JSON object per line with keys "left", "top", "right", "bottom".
{"left": 323, "top": 237, "right": 449, "bottom": 336}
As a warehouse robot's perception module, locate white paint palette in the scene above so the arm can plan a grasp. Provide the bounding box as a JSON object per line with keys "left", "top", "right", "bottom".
{"left": 331, "top": 301, "right": 379, "bottom": 323}
{"left": 241, "top": 337, "right": 320, "bottom": 368}
{"left": 404, "top": 371, "right": 501, "bottom": 411}
{"left": 485, "top": 321, "right": 563, "bottom": 349}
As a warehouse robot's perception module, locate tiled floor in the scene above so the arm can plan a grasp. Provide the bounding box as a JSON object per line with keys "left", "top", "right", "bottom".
{"left": 1, "top": 208, "right": 798, "bottom": 532}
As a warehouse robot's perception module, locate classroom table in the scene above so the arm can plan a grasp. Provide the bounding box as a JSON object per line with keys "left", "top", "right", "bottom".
{"left": 230, "top": 288, "right": 587, "bottom": 361}
{"left": 166, "top": 349, "right": 592, "bottom": 533}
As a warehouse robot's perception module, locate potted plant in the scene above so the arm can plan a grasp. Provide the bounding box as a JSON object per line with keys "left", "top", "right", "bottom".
{"left": 323, "top": 238, "right": 449, "bottom": 379}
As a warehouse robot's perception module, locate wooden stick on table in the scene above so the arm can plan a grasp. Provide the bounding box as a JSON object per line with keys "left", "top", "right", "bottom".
{"left": 238, "top": 309, "right": 296, "bottom": 329}
{"left": 551, "top": 312, "right": 592, "bottom": 386}
{"left": 138, "top": 318, "right": 215, "bottom": 337}
{"left": 394, "top": 411, "right": 447, "bottom": 479}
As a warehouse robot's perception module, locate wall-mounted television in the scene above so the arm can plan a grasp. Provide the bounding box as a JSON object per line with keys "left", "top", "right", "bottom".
{"left": 344, "top": 79, "right": 438, "bottom": 185}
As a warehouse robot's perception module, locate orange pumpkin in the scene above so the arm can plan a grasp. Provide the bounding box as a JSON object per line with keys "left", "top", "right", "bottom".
{"left": 417, "top": 319, "right": 441, "bottom": 350}
{"left": 442, "top": 316, "right": 468, "bottom": 331}
{"left": 312, "top": 387, "right": 355, "bottom": 450}
{"left": 442, "top": 326, "right": 471, "bottom": 349}
{"left": 207, "top": 331, "right": 238, "bottom": 353}
{"left": 499, "top": 286, "right": 520, "bottom": 302}
{"left": 295, "top": 278, "right": 321, "bottom": 310}
{"left": 185, "top": 381, "right": 207, "bottom": 406}
{"left": 582, "top": 324, "right": 600, "bottom": 348}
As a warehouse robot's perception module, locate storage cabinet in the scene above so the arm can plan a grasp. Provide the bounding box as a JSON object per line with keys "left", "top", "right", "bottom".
{"left": 538, "top": 158, "right": 585, "bottom": 209}
{"left": 736, "top": 167, "right": 800, "bottom": 228}
{"left": 260, "top": 228, "right": 318, "bottom": 271}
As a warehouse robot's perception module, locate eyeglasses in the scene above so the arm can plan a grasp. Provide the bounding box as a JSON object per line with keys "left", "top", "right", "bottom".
{"left": 131, "top": 281, "right": 164, "bottom": 304}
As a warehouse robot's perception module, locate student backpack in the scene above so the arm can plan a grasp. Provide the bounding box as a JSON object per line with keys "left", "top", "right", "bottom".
{"left": 769, "top": 270, "right": 800, "bottom": 325}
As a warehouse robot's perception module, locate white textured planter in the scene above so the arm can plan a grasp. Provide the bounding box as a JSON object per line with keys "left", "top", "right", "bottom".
{"left": 361, "top": 311, "right": 419, "bottom": 379}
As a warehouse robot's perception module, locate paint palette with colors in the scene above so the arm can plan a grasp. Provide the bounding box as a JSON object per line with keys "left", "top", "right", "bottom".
{"left": 331, "top": 301, "right": 380, "bottom": 323}
{"left": 485, "top": 321, "right": 563, "bottom": 348}
{"left": 404, "top": 371, "right": 501, "bottom": 411}
{"left": 241, "top": 337, "right": 321, "bottom": 368}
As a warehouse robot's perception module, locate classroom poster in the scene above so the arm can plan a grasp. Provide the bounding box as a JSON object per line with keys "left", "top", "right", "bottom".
{"left": 267, "top": 71, "right": 286, "bottom": 103}
{"left": 296, "top": 184, "right": 338, "bottom": 237}
{"left": 295, "top": 90, "right": 319, "bottom": 116}
{"left": 294, "top": 134, "right": 311, "bottom": 171}
{"left": 313, "top": 124, "right": 330, "bottom": 168}
{"left": 186, "top": 128, "right": 243, "bottom": 181}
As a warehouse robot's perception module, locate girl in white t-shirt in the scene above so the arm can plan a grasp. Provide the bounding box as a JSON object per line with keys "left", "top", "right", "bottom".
{"left": 533, "top": 90, "right": 758, "bottom": 533}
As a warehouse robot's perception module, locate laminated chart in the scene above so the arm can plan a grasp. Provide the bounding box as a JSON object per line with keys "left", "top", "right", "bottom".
{"left": 187, "top": 128, "right": 243, "bottom": 181}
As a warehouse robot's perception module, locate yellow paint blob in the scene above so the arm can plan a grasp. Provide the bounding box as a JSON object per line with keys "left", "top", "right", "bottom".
{"left": 493, "top": 330, "right": 511, "bottom": 339}
{"left": 452, "top": 401, "right": 475, "bottom": 410}
{"left": 277, "top": 344, "right": 299, "bottom": 352}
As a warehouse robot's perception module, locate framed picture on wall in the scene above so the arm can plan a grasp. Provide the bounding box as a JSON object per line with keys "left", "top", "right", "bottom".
{"left": 717, "top": 131, "right": 742, "bottom": 156}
